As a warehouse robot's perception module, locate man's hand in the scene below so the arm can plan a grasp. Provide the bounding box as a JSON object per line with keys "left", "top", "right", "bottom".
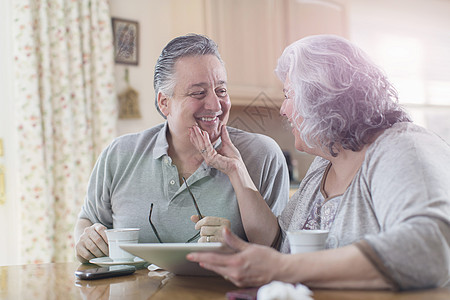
{"left": 191, "top": 215, "right": 231, "bottom": 243}
{"left": 75, "top": 221, "right": 109, "bottom": 263}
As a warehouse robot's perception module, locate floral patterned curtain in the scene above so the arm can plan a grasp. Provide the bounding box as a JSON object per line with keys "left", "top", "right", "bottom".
{"left": 13, "top": 0, "right": 117, "bottom": 263}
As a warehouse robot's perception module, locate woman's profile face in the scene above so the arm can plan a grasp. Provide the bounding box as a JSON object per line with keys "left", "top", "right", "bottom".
{"left": 280, "top": 76, "right": 318, "bottom": 155}
{"left": 280, "top": 76, "right": 312, "bottom": 154}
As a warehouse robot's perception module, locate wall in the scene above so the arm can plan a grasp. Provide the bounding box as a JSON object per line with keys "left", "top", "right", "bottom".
{"left": 110, "top": 0, "right": 209, "bottom": 137}
{"left": 108, "top": 0, "right": 339, "bottom": 181}
{"left": 229, "top": 105, "right": 315, "bottom": 183}
{"left": 110, "top": 0, "right": 169, "bottom": 136}
{"left": 110, "top": 0, "right": 450, "bottom": 181}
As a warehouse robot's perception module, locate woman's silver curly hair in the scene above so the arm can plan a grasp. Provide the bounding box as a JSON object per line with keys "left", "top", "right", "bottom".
{"left": 275, "top": 34, "right": 411, "bottom": 157}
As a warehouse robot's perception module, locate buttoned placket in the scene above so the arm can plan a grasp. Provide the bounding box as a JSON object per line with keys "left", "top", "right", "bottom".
{"left": 162, "top": 155, "right": 212, "bottom": 203}
{"left": 161, "top": 156, "right": 179, "bottom": 201}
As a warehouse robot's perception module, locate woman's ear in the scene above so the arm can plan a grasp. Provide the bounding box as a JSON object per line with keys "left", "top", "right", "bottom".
{"left": 157, "top": 92, "right": 170, "bottom": 117}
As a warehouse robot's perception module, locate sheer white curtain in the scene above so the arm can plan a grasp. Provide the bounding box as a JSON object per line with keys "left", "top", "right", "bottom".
{"left": 13, "top": 0, "right": 117, "bottom": 263}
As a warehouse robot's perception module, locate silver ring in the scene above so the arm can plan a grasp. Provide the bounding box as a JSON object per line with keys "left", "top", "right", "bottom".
{"left": 206, "top": 236, "right": 210, "bottom": 242}
{"left": 201, "top": 149, "right": 207, "bottom": 153}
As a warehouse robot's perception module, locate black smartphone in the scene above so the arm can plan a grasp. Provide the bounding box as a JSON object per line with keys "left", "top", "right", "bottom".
{"left": 75, "top": 265, "right": 136, "bottom": 280}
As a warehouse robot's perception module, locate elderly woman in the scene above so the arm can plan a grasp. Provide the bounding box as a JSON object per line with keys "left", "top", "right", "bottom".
{"left": 187, "top": 34, "right": 450, "bottom": 290}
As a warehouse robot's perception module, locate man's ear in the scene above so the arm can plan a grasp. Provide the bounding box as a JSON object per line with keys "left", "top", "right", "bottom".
{"left": 157, "top": 92, "right": 170, "bottom": 117}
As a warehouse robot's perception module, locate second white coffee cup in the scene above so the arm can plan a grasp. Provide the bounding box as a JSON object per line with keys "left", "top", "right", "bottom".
{"left": 287, "top": 230, "right": 329, "bottom": 254}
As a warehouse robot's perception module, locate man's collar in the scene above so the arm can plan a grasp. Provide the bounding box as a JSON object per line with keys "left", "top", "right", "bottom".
{"left": 153, "top": 121, "right": 170, "bottom": 159}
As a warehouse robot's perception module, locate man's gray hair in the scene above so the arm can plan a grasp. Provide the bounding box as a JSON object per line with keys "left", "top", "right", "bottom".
{"left": 153, "top": 34, "right": 224, "bottom": 118}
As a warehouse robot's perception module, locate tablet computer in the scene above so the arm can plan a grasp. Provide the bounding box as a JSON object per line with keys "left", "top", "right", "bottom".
{"left": 120, "top": 243, "right": 233, "bottom": 276}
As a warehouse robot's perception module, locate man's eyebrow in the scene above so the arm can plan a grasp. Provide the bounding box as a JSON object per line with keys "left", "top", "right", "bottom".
{"left": 188, "top": 80, "right": 227, "bottom": 89}
{"left": 188, "top": 83, "right": 207, "bottom": 89}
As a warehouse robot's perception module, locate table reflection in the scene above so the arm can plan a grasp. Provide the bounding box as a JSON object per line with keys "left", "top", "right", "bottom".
{"left": 1, "top": 262, "right": 449, "bottom": 300}
{"left": 75, "top": 265, "right": 173, "bottom": 300}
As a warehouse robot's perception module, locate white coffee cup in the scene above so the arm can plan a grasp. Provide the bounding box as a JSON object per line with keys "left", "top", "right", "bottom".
{"left": 105, "top": 228, "right": 140, "bottom": 261}
{"left": 287, "top": 230, "right": 329, "bottom": 254}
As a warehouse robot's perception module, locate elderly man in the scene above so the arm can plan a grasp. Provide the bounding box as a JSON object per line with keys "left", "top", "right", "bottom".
{"left": 74, "top": 34, "right": 289, "bottom": 263}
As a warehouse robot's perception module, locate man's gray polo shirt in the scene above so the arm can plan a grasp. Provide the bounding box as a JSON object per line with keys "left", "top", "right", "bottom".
{"left": 79, "top": 122, "right": 289, "bottom": 243}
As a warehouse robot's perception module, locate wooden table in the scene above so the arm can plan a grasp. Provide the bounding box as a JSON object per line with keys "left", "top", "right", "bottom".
{"left": 1, "top": 262, "right": 449, "bottom": 299}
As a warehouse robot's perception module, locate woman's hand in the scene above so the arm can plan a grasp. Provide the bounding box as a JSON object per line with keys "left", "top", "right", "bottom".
{"left": 191, "top": 215, "right": 231, "bottom": 243}
{"left": 187, "top": 227, "right": 282, "bottom": 287}
{"left": 190, "top": 123, "right": 279, "bottom": 246}
{"left": 189, "top": 124, "right": 243, "bottom": 176}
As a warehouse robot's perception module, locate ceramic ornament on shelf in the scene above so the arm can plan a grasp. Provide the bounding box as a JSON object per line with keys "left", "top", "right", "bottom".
{"left": 118, "top": 68, "right": 141, "bottom": 119}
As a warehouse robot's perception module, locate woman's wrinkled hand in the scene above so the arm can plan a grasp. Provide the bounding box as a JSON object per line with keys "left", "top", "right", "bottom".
{"left": 187, "top": 227, "right": 282, "bottom": 287}
{"left": 191, "top": 215, "right": 231, "bottom": 243}
{"left": 189, "top": 124, "right": 243, "bottom": 175}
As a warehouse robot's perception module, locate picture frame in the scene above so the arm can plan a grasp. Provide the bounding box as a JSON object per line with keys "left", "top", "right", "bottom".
{"left": 112, "top": 18, "right": 139, "bottom": 65}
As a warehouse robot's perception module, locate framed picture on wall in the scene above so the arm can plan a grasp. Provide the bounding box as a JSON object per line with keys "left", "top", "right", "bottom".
{"left": 112, "top": 17, "right": 139, "bottom": 65}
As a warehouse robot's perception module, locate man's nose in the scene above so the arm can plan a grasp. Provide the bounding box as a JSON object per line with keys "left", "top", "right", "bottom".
{"left": 204, "top": 93, "right": 221, "bottom": 111}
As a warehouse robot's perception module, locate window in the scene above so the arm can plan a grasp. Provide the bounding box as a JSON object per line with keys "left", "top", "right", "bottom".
{"left": 348, "top": 0, "right": 450, "bottom": 142}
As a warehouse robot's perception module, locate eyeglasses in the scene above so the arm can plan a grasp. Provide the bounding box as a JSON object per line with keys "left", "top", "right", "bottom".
{"left": 149, "top": 177, "right": 203, "bottom": 243}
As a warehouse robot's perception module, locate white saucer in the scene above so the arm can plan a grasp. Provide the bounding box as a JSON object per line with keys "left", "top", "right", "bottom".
{"left": 89, "top": 257, "right": 148, "bottom": 269}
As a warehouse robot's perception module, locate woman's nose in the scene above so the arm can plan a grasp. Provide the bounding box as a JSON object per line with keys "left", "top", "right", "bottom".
{"left": 280, "top": 99, "right": 287, "bottom": 116}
